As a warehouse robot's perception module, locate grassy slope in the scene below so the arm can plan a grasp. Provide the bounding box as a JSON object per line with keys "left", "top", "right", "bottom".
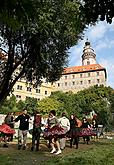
{"left": 0, "top": 139, "right": 114, "bottom": 165}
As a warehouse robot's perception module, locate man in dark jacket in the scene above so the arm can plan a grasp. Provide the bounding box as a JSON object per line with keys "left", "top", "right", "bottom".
{"left": 15, "top": 109, "right": 30, "bottom": 150}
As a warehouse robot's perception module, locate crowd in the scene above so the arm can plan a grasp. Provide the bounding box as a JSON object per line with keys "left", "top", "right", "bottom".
{"left": 0, "top": 109, "right": 98, "bottom": 155}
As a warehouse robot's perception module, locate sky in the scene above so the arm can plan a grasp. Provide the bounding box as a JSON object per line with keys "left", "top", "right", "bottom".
{"left": 68, "top": 19, "right": 114, "bottom": 89}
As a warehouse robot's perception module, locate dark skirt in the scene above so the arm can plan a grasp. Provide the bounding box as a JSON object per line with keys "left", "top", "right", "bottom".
{"left": 67, "top": 128, "right": 97, "bottom": 138}
{"left": 43, "top": 126, "right": 67, "bottom": 139}
{"left": 67, "top": 127, "right": 80, "bottom": 138}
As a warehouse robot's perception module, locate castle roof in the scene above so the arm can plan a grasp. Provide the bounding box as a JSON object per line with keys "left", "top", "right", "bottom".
{"left": 63, "top": 64, "right": 106, "bottom": 74}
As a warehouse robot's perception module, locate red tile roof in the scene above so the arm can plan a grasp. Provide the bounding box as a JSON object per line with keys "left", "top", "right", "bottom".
{"left": 63, "top": 64, "right": 105, "bottom": 74}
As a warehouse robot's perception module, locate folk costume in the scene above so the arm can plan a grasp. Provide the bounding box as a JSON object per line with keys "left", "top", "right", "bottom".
{"left": 0, "top": 124, "right": 15, "bottom": 147}
{"left": 31, "top": 112, "right": 42, "bottom": 151}
{"left": 43, "top": 116, "right": 65, "bottom": 140}
{"left": 67, "top": 117, "right": 80, "bottom": 149}
{"left": 59, "top": 114, "right": 70, "bottom": 150}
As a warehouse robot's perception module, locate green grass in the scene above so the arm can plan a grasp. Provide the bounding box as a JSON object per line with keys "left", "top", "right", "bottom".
{"left": 0, "top": 139, "right": 114, "bottom": 165}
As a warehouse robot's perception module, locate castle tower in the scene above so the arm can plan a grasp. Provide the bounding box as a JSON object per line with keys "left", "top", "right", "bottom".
{"left": 82, "top": 40, "right": 96, "bottom": 66}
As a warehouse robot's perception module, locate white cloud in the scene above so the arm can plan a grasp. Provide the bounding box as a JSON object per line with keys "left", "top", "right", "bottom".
{"left": 85, "top": 22, "right": 107, "bottom": 41}
{"left": 98, "top": 58, "right": 114, "bottom": 88}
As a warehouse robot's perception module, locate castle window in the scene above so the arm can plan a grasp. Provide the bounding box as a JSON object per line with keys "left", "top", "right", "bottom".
{"left": 58, "top": 83, "right": 60, "bottom": 87}
{"left": 65, "top": 82, "right": 67, "bottom": 86}
{"left": 16, "top": 95, "right": 21, "bottom": 98}
{"left": 72, "top": 75, "right": 75, "bottom": 79}
{"left": 65, "top": 76, "right": 67, "bottom": 79}
{"left": 80, "top": 73, "right": 82, "bottom": 78}
{"left": 36, "top": 89, "right": 40, "bottom": 93}
{"left": 97, "top": 79, "right": 100, "bottom": 83}
{"left": 87, "top": 61, "right": 90, "bottom": 65}
{"left": 88, "top": 80, "right": 91, "bottom": 84}
{"left": 45, "top": 91, "right": 47, "bottom": 95}
{"left": 88, "top": 73, "right": 90, "bottom": 77}
{"left": 97, "top": 72, "right": 99, "bottom": 76}
{"left": 72, "top": 81, "right": 75, "bottom": 85}
{"left": 80, "top": 81, "right": 83, "bottom": 85}
{"left": 27, "top": 87, "right": 32, "bottom": 92}
{"left": 17, "top": 85, "right": 22, "bottom": 90}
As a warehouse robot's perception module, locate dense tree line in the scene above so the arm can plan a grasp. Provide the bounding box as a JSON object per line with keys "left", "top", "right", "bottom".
{"left": 1, "top": 85, "right": 114, "bottom": 129}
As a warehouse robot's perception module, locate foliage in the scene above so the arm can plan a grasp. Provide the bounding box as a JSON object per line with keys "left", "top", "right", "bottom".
{"left": 50, "top": 85, "right": 114, "bottom": 128}
{"left": 81, "top": 0, "right": 114, "bottom": 24}
{"left": 0, "top": 95, "right": 18, "bottom": 114}
{"left": 0, "top": 0, "right": 88, "bottom": 104}
{"left": 24, "top": 97, "right": 38, "bottom": 114}
{"left": 38, "top": 97, "right": 63, "bottom": 116}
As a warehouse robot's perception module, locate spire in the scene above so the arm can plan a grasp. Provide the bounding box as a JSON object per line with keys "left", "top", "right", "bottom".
{"left": 82, "top": 40, "right": 96, "bottom": 66}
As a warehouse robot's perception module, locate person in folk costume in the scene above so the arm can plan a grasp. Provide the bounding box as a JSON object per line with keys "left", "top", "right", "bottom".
{"left": 59, "top": 112, "right": 70, "bottom": 150}
{"left": 3, "top": 113, "right": 14, "bottom": 146}
{"left": 5, "top": 112, "right": 15, "bottom": 142}
{"left": 91, "top": 119, "right": 98, "bottom": 139}
{"left": 45, "top": 110, "right": 64, "bottom": 155}
{"left": 68, "top": 114, "right": 81, "bottom": 149}
{"left": 81, "top": 118, "right": 91, "bottom": 144}
{"left": 0, "top": 113, "right": 15, "bottom": 147}
{"left": 15, "top": 109, "right": 30, "bottom": 150}
{"left": 31, "top": 111, "right": 43, "bottom": 151}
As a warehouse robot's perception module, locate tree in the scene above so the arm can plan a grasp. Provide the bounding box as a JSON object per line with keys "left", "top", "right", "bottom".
{"left": 24, "top": 97, "right": 38, "bottom": 114}
{"left": 0, "top": 0, "right": 88, "bottom": 105}
{"left": 0, "top": 95, "right": 18, "bottom": 114}
{"left": 81, "top": 0, "right": 114, "bottom": 24}
{"left": 38, "top": 97, "right": 63, "bottom": 116}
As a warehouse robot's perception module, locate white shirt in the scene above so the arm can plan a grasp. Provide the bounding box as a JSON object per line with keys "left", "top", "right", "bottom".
{"left": 59, "top": 116, "right": 70, "bottom": 131}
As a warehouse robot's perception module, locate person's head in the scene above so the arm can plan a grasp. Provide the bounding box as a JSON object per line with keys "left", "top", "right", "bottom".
{"left": 23, "top": 109, "right": 27, "bottom": 115}
{"left": 62, "top": 112, "right": 66, "bottom": 117}
{"left": 70, "top": 114, "right": 75, "bottom": 120}
{"left": 49, "top": 110, "right": 56, "bottom": 117}
{"left": 83, "top": 117, "right": 87, "bottom": 123}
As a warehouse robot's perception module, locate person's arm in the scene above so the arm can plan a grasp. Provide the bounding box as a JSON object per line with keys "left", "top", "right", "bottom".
{"left": 15, "top": 116, "right": 20, "bottom": 122}
{"left": 67, "top": 119, "right": 70, "bottom": 131}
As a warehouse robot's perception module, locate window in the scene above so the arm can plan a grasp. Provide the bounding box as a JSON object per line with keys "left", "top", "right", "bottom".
{"left": 65, "top": 76, "right": 67, "bottom": 79}
{"left": 16, "top": 95, "right": 21, "bottom": 98}
{"left": 80, "top": 73, "right": 82, "bottom": 78}
{"left": 97, "top": 72, "right": 99, "bottom": 76}
{"left": 72, "top": 75, "right": 75, "bottom": 79}
{"left": 88, "top": 80, "right": 91, "bottom": 84}
{"left": 26, "top": 96, "right": 31, "bottom": 99}
{"left": 36, "top": 89, "right": 40, "bottom": 93}
{"left": 97, "top": 79, "right": 100, "bottom": 83}
{"left": 88, "top": 73, "right": 90, "bottom": 77}
{"left": 27, "top": 87, "right": 32, "bottom": 92}
{"left": 80, "top": 81, "right": 83, "bottom": 85}
{"left": 58, "top": 83, "right": 60, "bottom": 87}
{"left": 17, "top": 85, "right": 22, "bottom": 90}
{"left": 45, "top": 91, "right": 47, "bottom": 95}
{"left": 65, "top": 82, "right": 67, "bottom": 86}
{"left": 72, "top": 81, "right": 75, "bottom": 85}
{"left": 87, "top": 61, "right": 90, "bottom": 65}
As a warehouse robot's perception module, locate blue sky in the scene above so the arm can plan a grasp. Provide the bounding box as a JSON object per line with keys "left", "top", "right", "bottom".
{"left": 68, "top": 19, "right": 114, "bottom": 89}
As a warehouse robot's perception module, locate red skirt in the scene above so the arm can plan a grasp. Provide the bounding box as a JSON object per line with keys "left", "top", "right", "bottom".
{"left": 0, "top": 124, "right": 15, "bottom": 134}
{"left": 80, "top": 128, "right": 97, "bottom": 137}
{"left": 43, "top": 126, "right": 66, "bottom": 139}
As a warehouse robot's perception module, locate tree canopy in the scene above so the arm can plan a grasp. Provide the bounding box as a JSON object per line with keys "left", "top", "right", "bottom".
{"left": 0, "top": 0, "right": 88, "bottom": 104}
{"left": 81, "top": 0, "right": 114, "bottom": 24}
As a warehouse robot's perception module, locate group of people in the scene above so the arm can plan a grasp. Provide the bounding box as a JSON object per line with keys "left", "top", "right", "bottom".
{"left": 0, "top": 109, "right": 98, "bottom": 155}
